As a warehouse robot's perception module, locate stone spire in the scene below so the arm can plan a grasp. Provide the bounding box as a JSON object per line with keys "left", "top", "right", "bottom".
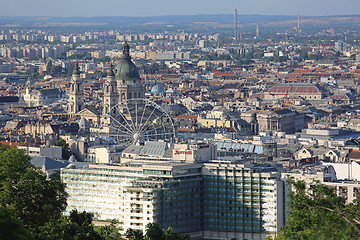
{"left": 68, "top": 61, "right": 84, "bottom": 114}
{"left": 103, "top": 63, "right": 118, "bottom": 115}
{"left": 107, "top": 63, "right": 115, "bottom": 77}
{"left": 122, "top": 41, "right": 130, "bottom": 60}
{"left": 73, "top": 61, "right": 80, "bottom": 75}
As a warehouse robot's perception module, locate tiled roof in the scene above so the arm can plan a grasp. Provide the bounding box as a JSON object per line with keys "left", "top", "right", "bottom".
{"left": 249, "top": 93, "right": 265, "bottom": 99}
{"left": 268, "top": 85, "right": 320, "bottom": 95}
{"left": 349, "top": 150, "right": 360, "bottom": 160}
{"left": 1, "top": 141, "right": 21, "bottom": 147}
{"left": 331, "top": 95, "right": 349, "bottom": 100}
{"left": 31, "top": 156, "right": 69, "bottom": 170}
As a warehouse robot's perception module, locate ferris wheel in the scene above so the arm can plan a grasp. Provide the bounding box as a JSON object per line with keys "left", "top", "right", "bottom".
{"left": 100, "top": 98, "right": 176, "bottom": 145}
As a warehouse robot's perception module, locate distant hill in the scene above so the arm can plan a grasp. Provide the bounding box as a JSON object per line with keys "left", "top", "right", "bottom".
{"left": 1, "top": 14, "right": 360, "bottom": 32}
{"left": 0, "top": 14, "right": 298, "bottom": 24}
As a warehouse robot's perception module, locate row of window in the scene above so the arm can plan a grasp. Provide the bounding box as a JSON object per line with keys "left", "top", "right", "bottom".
{"left": 204, "top": 224, "right": 264, "bottom": 232}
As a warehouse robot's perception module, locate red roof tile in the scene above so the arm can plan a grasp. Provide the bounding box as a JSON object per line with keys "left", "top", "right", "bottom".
{"left": 268, "top": 85, "right": 320, "bottom": 95}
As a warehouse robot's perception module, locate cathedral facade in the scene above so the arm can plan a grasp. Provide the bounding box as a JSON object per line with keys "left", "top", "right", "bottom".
{"left": 68, "top": 42, "right": 145, "bottom": 117}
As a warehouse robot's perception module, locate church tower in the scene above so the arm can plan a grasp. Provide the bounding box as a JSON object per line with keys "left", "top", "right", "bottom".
{"left": 103, "top": 64, "right": 118, "bottom": 115}
{"left": 114, "top": 42, "right": 145, "bottom": 110}
{"left": 68, "top": 62, "right": 84, "bottom": 114}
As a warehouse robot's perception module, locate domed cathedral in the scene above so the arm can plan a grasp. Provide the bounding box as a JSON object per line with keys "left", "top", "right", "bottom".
{"left": 68, "top": 62, "right": 84, "bottom": 114}
{"left": 113, "top": 41, "right": 145, "bottom": 111}
{"left": 67, "top": 42, "right": 145, "bottom": 129}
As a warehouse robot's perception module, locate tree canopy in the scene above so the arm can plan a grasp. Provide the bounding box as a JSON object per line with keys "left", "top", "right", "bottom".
{"left": 0, "top": 145, "right": 67, "bottom": 237}
{"left": 276, "top": 179, "right": 360, "bottom": 240}
{"left": 55, "top": 138, "right": 72, "bottom": 160}
{"left": 126, "top": 223, "right": 190, "bottom": 240}
{"left": 38, "top": 210, "right": 122, "bottom": 240}
{"left": 0, "top": 206, "right": 34, "bottom": 240}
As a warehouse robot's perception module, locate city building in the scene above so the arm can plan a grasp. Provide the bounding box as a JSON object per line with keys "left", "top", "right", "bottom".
{"left": 23, "top": 87, "right": 64, "bottom": 107}
{"left": 335, "top": 41, "right": 347, "bottom": 51}
{"left": 265, "top": 82, "right": 323, "bottom": 101}
{"left": 241, "top": 109, "right": 304, "bottom": 134}
{"left": 61, "top": 141, "right": 285, "bottom": 240}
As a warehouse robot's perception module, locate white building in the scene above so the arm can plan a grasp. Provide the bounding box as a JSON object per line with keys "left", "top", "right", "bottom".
{"left": 23, "top": 87, "right": 64, "bottom": 107}
{"left": 18, "top": 146, "right": 63, "bottom": 160}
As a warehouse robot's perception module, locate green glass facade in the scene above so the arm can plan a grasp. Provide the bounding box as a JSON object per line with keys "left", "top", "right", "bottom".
{"left": 155, "top": 176, "right": 203, "bottom": 233}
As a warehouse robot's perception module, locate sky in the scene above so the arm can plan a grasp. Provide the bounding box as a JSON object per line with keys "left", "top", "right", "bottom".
{"left": 1, "top": 0, "right": 360, "bottom": 17}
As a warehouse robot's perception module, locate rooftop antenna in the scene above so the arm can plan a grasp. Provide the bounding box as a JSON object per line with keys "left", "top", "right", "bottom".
{"left": 234, "top": 9, "right": 238, "bottom": 42}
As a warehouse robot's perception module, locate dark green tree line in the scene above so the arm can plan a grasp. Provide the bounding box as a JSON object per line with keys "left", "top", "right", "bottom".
{"left": 126, "top": 223, "right": 190, "bottom": 240}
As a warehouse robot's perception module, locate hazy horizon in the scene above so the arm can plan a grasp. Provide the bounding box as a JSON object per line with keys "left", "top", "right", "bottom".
{"left": 1, "top": 13, "right": 360, "bottom": 18}
{"left": 2, "top": 0, "right": 360, "bottom": 18}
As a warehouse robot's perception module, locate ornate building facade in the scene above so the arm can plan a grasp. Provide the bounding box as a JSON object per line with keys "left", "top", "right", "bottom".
{"left": 68, "top": 42, "right": 145, "bottom": 117}
{"left": 68, "top": 62, "right": 84, "bottom": 115}
{"left": 103, "top": 64, "right": 118, "bottom": 115}
{"left": 114, "top": 42, "right": 145, "bottom": 110}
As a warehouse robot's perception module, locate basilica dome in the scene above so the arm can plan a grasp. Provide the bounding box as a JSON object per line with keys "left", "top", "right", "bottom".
{"left": 114, "top": 42, "right": 140, "bottom": 82}
{"left": 151, "top": 85, "right": 165, "bottom": 95}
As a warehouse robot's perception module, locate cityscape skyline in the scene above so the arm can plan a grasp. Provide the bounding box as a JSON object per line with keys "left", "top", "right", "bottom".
{"left": 1, "top": 0, "right": 360, "bottom": 17}
{"left": 2, "top": 2, "right": 360, "bottom": 239}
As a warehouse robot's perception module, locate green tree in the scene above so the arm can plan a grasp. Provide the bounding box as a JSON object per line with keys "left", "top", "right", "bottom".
{"left": 55, "top": 138, "right": 72, "bottom": 160}
{"left": 0, "top": 145, "right": 67, "bottom": 238}
{"left": 126, "top": 223, "right": 190, "bottom": 240}
{"left": 98, "top": 220, "right": 124, "bottom": 240}
{"left": 165, "top": 227, "right": 190, "bottom": 240}
{"left": 39, "top": 210, "right": 105, "bottom": 240}
{"left": 280, "top": 178, "right": 360, "bottom": 240}
{"left": 0, "top": 206, "right": 34, "bottom": 240}
{"left": 126, "top": 228, "right": 144, "bottom": 240}
{"left": 145, "top": 223, "right": 165, "bottom": 240}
